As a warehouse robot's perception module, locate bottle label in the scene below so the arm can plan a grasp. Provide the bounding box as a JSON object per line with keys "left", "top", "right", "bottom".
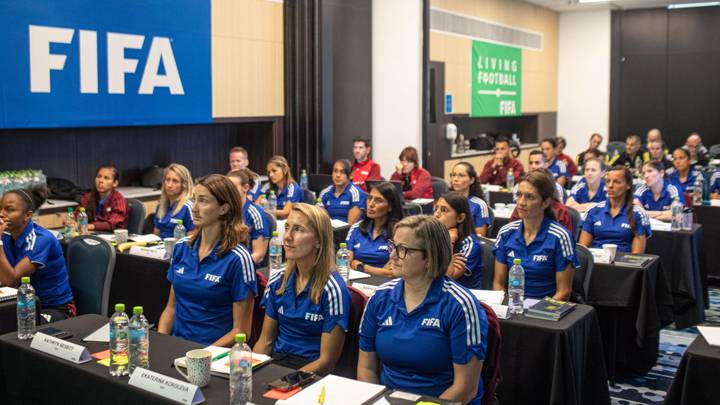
{"left": 510, "top": 279, "right": 521, "bottom": 287}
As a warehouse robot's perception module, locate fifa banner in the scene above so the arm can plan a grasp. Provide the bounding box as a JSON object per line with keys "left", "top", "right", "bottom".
{"left": 470, "top": 41, "right": 522, "bottom": 117}
{"left": 0, "top": 0, "right": 211, "bottom": 128}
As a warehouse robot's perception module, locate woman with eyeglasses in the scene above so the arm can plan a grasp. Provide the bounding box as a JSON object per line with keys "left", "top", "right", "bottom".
{"left": 434, "top": 192, "right": 483, "bottom": 289}
{"left": 634, "top": 160, "right": 682, "bottom": 222}
{"left": 449, "top": 162, "right": 491, "bottom": 236}
{"left": 493, "top": 171, "right": 578, "bottom": 300}
{"left": 319, "top": 159, "right": 366, "bottom": 224}
{"left": 346, "top": 182, "right": 403, "bottom": 277}
{"left": 566, "top": 158, "right": 607, "bottom": 213}
{"left": 255, "top": 204, "right": 350, "bottom": 375}
{"left": 358, "top": 215, "right": 488, "bottom": 404}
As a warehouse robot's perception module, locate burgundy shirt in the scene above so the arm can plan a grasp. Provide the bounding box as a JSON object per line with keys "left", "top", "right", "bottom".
{"left": 479, "top": 158, "right": 525, "bottom": 186}
{"left": 391, "top": 167, "right": 433, "bottom": 199}
{"left": 78, "top": 189, "right": 129, "bottom": 232}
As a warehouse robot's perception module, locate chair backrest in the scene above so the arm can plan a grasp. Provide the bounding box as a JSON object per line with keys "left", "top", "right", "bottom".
{"left": 567, "top": 206, "right": 581, "bottom": 241}
{"left": 573, "top": 244, "right": 594, "bottom": 304}
{"left": 477, "top": 236, "right": 496, "bottom": 290}
{"left": 67, "top": 235, "right": 116, "bottom": 316}
{"left": 431, "top": 177, "right": 448, "bottom": 200}
{"left": 709, "top": 144, "right": 720, "bottom": 159}
{"left": 309, "top": 173, "right": 333, "bottom": 194}
{"left": 126, "top": 198, "right": 146, "bottom": 234}
{"left": 478, "top": 301, "right": 502, "bottom": 405}
{"left": 607, "top": 141, "right": 626, "bottom": 159}
{"left": 249, "top": 271, "right": 268, "bottom": 348}
{"left": 266, "top": 212, "right": 277, "bottom": 235}
{"left": 302, "top": 188, "right": 317, "bottom": 204}
{"left": 486, "top": 206, "right": 496, "bottom": 237}
{"left": 334, "top": 285, "right": 368, "bottom": 379}
{"left": 142, "top": 213, "right": 156, "bottom": 234}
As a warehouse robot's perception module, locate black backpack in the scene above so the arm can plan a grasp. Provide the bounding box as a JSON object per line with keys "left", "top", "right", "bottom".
{"left": 46, "top": 177, "right": 88, "bottom": 202}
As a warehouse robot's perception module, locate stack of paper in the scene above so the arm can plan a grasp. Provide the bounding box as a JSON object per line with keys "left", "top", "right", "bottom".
{"left": 649, "top": 218, "right": 672, "bottom": 231}
{"left": 698, "top": 326, "right": 720, "bottom": 347}
{"left": 0, "top": 286, "right": 18, "bottom": 302}
{"left": 276, "top": 374, "right": 386, "bottom": 405}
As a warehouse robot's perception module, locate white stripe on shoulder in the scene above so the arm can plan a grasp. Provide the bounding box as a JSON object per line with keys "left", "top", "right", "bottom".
{"left": 634, "top": 185, "right": 648, "bottom": 197}
{"left": 570, "top": 180, "right": 586, "bottom": 194}
{"left": 324, "top": 275, "right": 344, "bottom": 316}
{"left": 346, "top": 222, "right": 361, "bottom": 241}
{"left": 633, "top": 205, "right": 650, "bottom": 226}
{"left": 177, "top": 236, "right": 191, "bottom": 244}
{"left": 461, "top": 236, "right": 473, "bottom": 257}
{"left": 248, "top": 204, "right": 264, "bottom": 230}
{"left": 442, "top": 281, "right": 482, "bottom": 346}
{"left": 711, "top": 172, "right": 720, "bottom": 183}
{"left": 548, "top": 223, "right": 573, "bottom": 258}
{"left": 231, "top": 246, "right": 256, "bottom": 283}
{"left": 496, "top": 220, "right": 521, "bottom": 238}
{"left": 319, "top": 185, "right": 333, "bottom": 199}
{"left": 350, "top": 186, "right": 360, "bottom": 202}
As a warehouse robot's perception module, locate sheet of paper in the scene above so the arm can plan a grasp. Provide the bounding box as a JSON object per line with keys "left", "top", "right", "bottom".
{"left": 278, "top": 374, "right": 386, "bottom": 405}
{"left": 698, "top": 326, "right": 720, "bottom": 347}
{"left": 650, "top": 218, "right": 672, "bottom": 231}
{"left": 83, "top": 323, "right": 109, "bottom": 343}
{"left": 352, "top": 283, "right": 381, "bottom": 298}
{"left": 330, "top": 219, "right": 349, "bottom": 229}
{"left": 482, "top": 185, "right": 501, "bottom": 192}
{"left": 96, "top": 234, "right": 116, "bottom": 243}
{"left": 410, "top": 198, "right": 434, "bottom": 205}
{"left": 372, "top": 397, "right": 391, "bottom": 405}
{"left": 490, "top": 304, "right": 509, "bottom": 319}
{"left": 49, "top": 229, "right": 63, "bottom": 240}
{"left": 129, "top": 234, "right": 162, "bottom": 243}
{"left": 494, "top": 209, "right": 512, "bottom": 219}
{"left": 349, "top": 270, "right": 372, "bottom": 281}
{"left": 524, "top": 298, "right": 540, "bottom": 308}
{"left": 710, "top": 200, "right": 720, "bottom": 207}
{"left": 468, "top": 289, "right": 505, "bottom": 305}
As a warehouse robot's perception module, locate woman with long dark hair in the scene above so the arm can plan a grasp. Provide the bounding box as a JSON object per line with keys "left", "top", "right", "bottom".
{"left": 449, "top": 162, "right": 491, "bottom": 236}
{"left": 634, "top": 160, "right": 682, "bottom": 221}
{"left": 77, "top": 165, "right": 128, "bottom": 231}
{"left": 264, "top": 155, "right": 302, "bottom": 219}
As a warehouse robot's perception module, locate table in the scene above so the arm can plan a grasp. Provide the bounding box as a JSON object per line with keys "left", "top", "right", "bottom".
{"left": 694, "top": 205, "right": 720, "bottom": 280}
{"left": 0, "top": 300, "right": 15, "bottom": 335}
{"left": 353, "top": 276, "right": 610, "bottom": 405}
{"left": 588, "top": 255, "right": 673, "bottom": 378}
{"left": 0, "top": 314, "right": 294, "bottom": 405}
{"left": 663, "top": 334, "right": 720, "bottom": 405}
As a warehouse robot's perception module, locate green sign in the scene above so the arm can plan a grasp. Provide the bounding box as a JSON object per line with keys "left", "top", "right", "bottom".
{"left": 471, "top": 41, "right": 522, "bottom": 117}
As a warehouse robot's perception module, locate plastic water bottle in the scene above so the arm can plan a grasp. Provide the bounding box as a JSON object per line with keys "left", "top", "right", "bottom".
{"left": 506, "top": 170, "right": 515, "bottom": 190}
{"left": 77, "top": 207, "right": 89, "bottom": 235}
{"left": 268, "top": 190, "right": 278, "bottom": 213}
{"left": 16, "top": 276, "right": 36, "bottom": 340}
{"left": 129, "top": 306, "right": 150, "bottom": 374}
{"left": 671, "top": 197, "right": 682, "bottom": 231}
{"left": 258, "top": 194, "right": 269, "bottom": 211}
{"left": 173, "top": 219, "right": 186, "bottom": 240}
{"left": 300, "top": 169, "right": 309, "bottom": 190}
{"left": 64, "top": 207, "right": 77, "bottom": 238}
{"left": 109, "top": 303, "right": 130, "bottom": 377}
{"left": 229, "top": 333, "right": 252, "bottom": 405}
{"left": 508, "top": 258, "right": 525, "bottom": 315}
{"left": 316, "top": 197, "right": 324, "bottom": 208}
{"left": 269, "top": 231, "right": 283, "bottom": 274}
{"left": 336, "top": 243, "right": 350, "bottom": 281}
{"left": 692, "top": 176, "right": 703, "bottom": 206}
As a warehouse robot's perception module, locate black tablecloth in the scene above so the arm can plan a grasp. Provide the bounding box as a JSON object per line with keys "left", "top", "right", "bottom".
{"left": 663, "top": 334, "right": 720, "bottom": 405}
{"left": 353, "top": 276, "right": 610, "bottom": 405}
{"left": 588, "top": 256, "right": 673, "bottom": 378}
{"left": 694, "top": 205, "right": 720, "bottom": 280}
{"left": 0, "top": 300, "right": 15, "bottom": 335}
{"left": 107, "top": 251, "right": 171, "bottom": 323}
{"left": 0, "top": 314, "right": 294, "bottom": 405}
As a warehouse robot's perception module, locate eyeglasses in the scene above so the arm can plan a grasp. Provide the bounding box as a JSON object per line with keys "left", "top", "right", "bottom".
{"left": 388, "top": 240, "right": 424, "bottom": 259}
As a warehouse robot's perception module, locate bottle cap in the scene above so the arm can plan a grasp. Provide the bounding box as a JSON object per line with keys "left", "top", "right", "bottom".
{"left": 133, "top": 306, "right": 143, "bottom": 315}
{"left": 67, "top": 207, "right": 73, "bottom": 212}
{"left": 79, "top": 207, "right": 86, "bottom": 212}
{"left": 339, "top": 243, "right": 347, "bottom": 248}
{"left": 513, "top": 258, "right": 522, "bottom": 265}
{"left": 21, "top": 276, "right": 30, "bottom": 284}
{"left": 115, "top": 303, "right": 125, "bottom": 312}
{"left": 272, "top": 231, "right": 279, "bottom": 237}
{"left": 177, "top": 220, "right": 182, "bottom": 225}
{"left": 235, "top": 333, "right": 246, "bottom": 344}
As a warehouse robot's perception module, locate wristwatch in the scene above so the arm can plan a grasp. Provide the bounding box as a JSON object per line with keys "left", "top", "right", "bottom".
{"left": 355, "top": 261, "right": 365, "bottom": 273}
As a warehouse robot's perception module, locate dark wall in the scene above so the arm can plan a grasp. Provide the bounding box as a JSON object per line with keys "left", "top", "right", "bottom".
{"left": 610, "top": 7, "right": 720, "bottom": 149}
{"left": 0, "top": 119, "right": 282, "bottom": 189}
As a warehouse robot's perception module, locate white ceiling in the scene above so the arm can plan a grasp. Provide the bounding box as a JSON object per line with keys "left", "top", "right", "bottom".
{"left": 523, "top": 0, "right": 713, "bottom": 12}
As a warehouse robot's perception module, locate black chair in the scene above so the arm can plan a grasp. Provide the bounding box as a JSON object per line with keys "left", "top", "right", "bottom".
{"left": 486, "top": 206, "right": 496, "bottom": 238}
{"left": 67, "top": 235, "right": 116, "bottom": 316}
{"left": 478, "top": 236, "right": 496, "bottom": 290}
{"left": 607, "top": 141, "right": 626, "bottom": 161}
{"left": 431, "top": 177, "right": 448, "bottom": 200}
{"left": 142, "top": 213, "right": 156, "bottom": 234}
{"left": 709, "top": 144, "right": 720, "bottom": 159}
{"left": 567, "top": 206, "right": 581, "bottom": 241}
{"left": 309, "top": 173, "right": 333, "bottom": 194}
{"left": 302, "top": 188, "right": 317, "bottom": 204}
{"left": 267, "top": 213, "right": 277, "bottom": 235}
{"left": 573, "top": 244, "right": 594, "bottom": 304}
{"left": 127, "top": 198, "right": 146, "bottom": 234}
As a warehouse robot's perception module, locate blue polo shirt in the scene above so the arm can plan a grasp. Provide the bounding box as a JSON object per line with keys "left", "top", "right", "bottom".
{"left": 265, "top": 181, "right": 302, "bottom": 209}
{"left": 711, "top": 172, "right": 720, "bottom": 194}
{"left": 319, "top": 183, "right": 366, "bottom": 221}
{"left": 667, "top": 168, "right": 704, "bottom": 195}
{"left": 154, "top": 200, "right": 195, "bottom": 239}
{"left": 243, "top": 200, "right": 271, "bottom": 242}
{"left": 2, "top": 221, "right": 73, "bottom": 307}
{"left": 634, "top": 182, "right": 682, "bottom": 211}
{"left": 569, "top": 178, "right": 607, "bottom": 204}
{"left": 248, "top": 173, "right": 263, "bottom": 202}
{"left": 548, "top": 158, "right": 569, "bottom": 183}
{"left": 493, "top": 218, "right": 579, "bottom": 299}
{"left": 456, "top": 234, "right": 483, "bottom": 289}
{"left": 359, "top": 277, "right": 488, "bottom": 404}
{"left": 262, "top": 270, "right": 350, "bottom": 360}
{"left": 168, "top": 237, "right": 258, "bottom": 345}
{"left": 581, "top": 201, "right": 652, "bottom": 253}
{"left": 468, "top": 196, "right": 491, "bottom": 229}
{"left": 345, "top": 221, "right": 391, "bottom": 268}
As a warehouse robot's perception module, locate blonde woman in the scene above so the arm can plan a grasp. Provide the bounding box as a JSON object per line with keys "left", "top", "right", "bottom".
{"left": 254, "top": 203, "right": 350, "bottom": 375}
{"left": 153, "top": 163, "right": 195, "bottom": 238}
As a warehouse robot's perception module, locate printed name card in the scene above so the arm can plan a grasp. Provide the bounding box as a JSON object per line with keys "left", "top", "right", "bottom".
{"left": 129, "top": 245, "right": 167, "bottom": 260}
{"left": 129, "top": 367, "right": 205, "bottom": 404}
{"left": 30, "top": 332, "right": 91, "bottom": 364}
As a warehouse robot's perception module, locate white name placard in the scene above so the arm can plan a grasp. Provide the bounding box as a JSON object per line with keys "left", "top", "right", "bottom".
{"left": 129, "top": 367, "right": 205, "bottom": 404}
{"left": 30, "top": 332, "right": 91, "bottom": 364}
{"left": 129, "top": 245, "right": 167, "bottom": 260}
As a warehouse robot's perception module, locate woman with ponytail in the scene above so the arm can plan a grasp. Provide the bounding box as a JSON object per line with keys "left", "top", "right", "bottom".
{"left": 158, "top": 175, "right": 257, "bottom": 346}
{"left": 579, "top": 166, "right": 651, "bottom": 254}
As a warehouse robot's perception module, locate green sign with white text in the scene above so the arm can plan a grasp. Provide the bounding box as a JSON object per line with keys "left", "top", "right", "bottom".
{"left": 471, "top": 41, "right": 522, "bottom": 117}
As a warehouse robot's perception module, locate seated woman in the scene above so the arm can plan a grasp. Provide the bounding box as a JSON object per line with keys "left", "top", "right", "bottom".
{"left": 254, "top": 204, "right": 350, "bottom": 375}
{"left": 667, "top": 148, "right": 704, "bottom": 196}
{"left": 158, "top": 175, "right": 257, "bottom": 346}
{"left": 357, "top": 215, "right": 488, "bottom": 404}
{"left": 77, "top": 165, "right": 128, "bottom": 231}
{"left": 566, "top": 158, "right": 607, "bottom": 213}
{"left": 347, "top": 182, "right": 403, "bottom": 277}
{"left": 449, "top": 162, "right": 491, "bottom": 236}
{"left": 153, "top": 163, "right": 195, "bottom": 238}
{"left": 264, "top": 156, "right": 302, "bottom": 219}
{"left": 319, "top": 159, "right": 366, "bottom": 224}
{"left": 390, "top": 146, "right": 433, "bottom": 200}
{"left": 540, "top": 138, "right": 569, "bottom": 187}
{"left": 434, "top": 192, "right": 483, "bottom": 289}
{"left": 228, "top": 170, "right": 271, "bottom": 265}
{"left": 493, "top": 171, "right": 578, "bottom": 300}
{"left": 0, "top": 187, "right": 75, "bottom": 321}
{"left": 580, "top": 166, "right": 652, "bottom": 254}
{"left": 634, "top": 161, "right": 682, "bottom": 221}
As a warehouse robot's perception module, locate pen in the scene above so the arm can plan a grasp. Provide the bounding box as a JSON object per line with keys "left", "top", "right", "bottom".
{"left": 317, "top": 385, "right": 325, "bottom": 405}
{"left": 211, "top": 350, "right": 230, "bottom": 362}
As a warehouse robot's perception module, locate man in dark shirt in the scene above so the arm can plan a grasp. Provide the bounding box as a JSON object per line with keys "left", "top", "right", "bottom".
{"left": 611, "top": 134, "right": 647, "bottom": 173}
{"left": 479, "top": 136, "right": 524, "bottom": 186}
{"left": 683, "top": 132, "right": 710, "bottom": 167}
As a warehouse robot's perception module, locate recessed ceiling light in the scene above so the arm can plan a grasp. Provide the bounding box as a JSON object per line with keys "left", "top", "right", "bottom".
{"left": 668, "top": 2, "right": 720, "bottom": 9}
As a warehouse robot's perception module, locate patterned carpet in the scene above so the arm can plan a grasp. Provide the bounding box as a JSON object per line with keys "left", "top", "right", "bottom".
{"left": 609, "top": 287, "right": 720, "bottom": 404}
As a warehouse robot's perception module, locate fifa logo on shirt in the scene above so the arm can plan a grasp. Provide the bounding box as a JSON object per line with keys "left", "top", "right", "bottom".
{"left": 378, "top": 245, "right": 389, "bottom": 251}
{"left": 305, "top": 312, "right": 324, "bottom": 322}
{"left": 204, "top": 274, "right": 222, "bottom": 283}
{"left": 176, "top": 267, "right": 185, "bottom": 274}
{"left": 621, "top": 223, "right": 631, "bottom": 229}
{"left": 533, "top": 255, "right": 548, "bottom": 262}
{"left": 421, "top": 318, "right": 441, "bottom": 328}
{"left": 340, "top": 201, "right": 350, "bottom": 206}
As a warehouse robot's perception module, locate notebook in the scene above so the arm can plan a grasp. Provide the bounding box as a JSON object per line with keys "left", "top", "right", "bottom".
{"left": 174, "top": 345, "right": 272, "bottom": 378}
{"left": 0, "top": 286, "right": 18, "bottom": 302}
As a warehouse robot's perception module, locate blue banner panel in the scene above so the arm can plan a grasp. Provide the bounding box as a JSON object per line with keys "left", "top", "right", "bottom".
{"left": 0, "top": 0, "right": 211, "bottom": 128}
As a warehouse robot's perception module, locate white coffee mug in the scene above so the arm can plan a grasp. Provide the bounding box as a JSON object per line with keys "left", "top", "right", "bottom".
{"left": 114, "top": 229, "right": 129, "bottom": 245}
{"left": 602, "top": 243, "right": 618, "bottom": 263}
{"left": 174, "top": 349, "right": 211, "bottom": 387}
{"left": 163, "top": 237, "right": 177, "bottom": 260}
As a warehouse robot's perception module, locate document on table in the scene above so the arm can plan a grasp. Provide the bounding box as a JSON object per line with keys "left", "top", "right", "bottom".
{"left": 348, "top": 269, "right": 372, "bottom": 281}
{"left": 83, "top": 323, "right": 110, "bottom": 343}
{"left": 649, "top": 218, "right": 672, "bottom": 231}
{"left": 330, "top": 219, "right": 349, "bottom": 229}
{"left": 469, "top": 289, "right": 505, "bottom": 305}
{"left": 276, "top": 374, "right": 385, "bottom": 405}
{"left": 698, "top": 326, "right": 720, "bottom": 347}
